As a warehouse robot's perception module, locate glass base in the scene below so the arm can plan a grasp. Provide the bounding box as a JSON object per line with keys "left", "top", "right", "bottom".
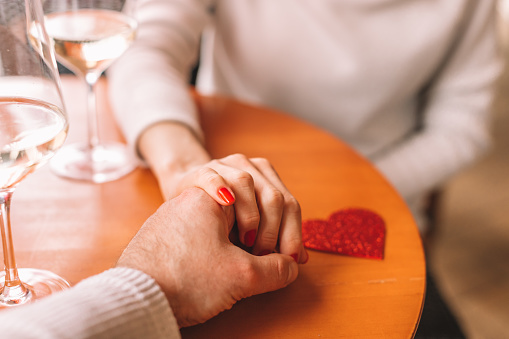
{"left": 0, "top": 268, "right": 70, "bottom": 308}
{"left": 50, "top": 142, "right": 137, "bottom": 183}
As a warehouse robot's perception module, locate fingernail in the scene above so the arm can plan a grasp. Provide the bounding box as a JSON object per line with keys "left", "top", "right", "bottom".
{"left": 302, "top": 250, "right": 309, "bottom": 264}
{"left": 218, "top": 187, "right": 235, "bottom": 204}
{"left": 257, "top": 250, "right": 272, "bottom": 256}
{"left": 290, "top": 253, "right": 299, "bottom": 262}
{"left": 244, "top": 230, "right": 257, "bottom": 247}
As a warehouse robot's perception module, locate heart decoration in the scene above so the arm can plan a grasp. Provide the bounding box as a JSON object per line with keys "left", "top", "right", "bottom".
{"left": 302, "top": 208, "right": 386, "bottom": 260}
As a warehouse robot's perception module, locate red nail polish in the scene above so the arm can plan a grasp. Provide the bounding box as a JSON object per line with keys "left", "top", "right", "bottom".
{"left": 257, "top": 250, "right": 272, "bottom": 256}
{"left": 218, "top": 187, "right": 235, "bottom": 204}
{"left": 244, "top": 230, "right": 257, "bottom": 247}
{"left": 290, "top": 253, "right": 299, "bottom": 262}
{"left": 302, "top": 250, "right": 309, "bottom": 264}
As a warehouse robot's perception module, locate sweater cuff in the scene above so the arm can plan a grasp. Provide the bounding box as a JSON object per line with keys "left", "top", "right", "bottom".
{"left": 75, "top": 267, "right": 179, "bottom": 338}
{"left": 0, "top": 267, "right": 179, "bottom": 339}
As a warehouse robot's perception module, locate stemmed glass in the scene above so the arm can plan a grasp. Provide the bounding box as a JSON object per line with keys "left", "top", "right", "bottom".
{"left": 42, "top": 0, "right": 138, "bottom": 183}
{"left": 0, "top": 0, "right": 70, "bottom": 307}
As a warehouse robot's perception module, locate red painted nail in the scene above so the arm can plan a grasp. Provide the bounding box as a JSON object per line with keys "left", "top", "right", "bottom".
{"left": 244, "top": 230, "right": 257, "bottom": 247}
{"left": 290, "top": 253, "right": 299, "bottom": 262}
{"left": 218, "top": 187, "right": 235, "bottom": 204}
{"left": 302, "top": 250, "right": 309, "bottom": 264}
{"left": 257, "top": 250, "right": 272, "bottom": 256}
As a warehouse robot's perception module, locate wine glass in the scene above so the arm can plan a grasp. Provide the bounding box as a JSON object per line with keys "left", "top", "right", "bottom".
{"left": 0, "top": 0, "right": 70, "bottom": 307}
{"left": 42, "top": 0, "right": 138, "bottom": 183}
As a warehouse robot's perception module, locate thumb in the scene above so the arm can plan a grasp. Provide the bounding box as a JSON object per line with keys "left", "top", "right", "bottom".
{"left": 248, "top": 254, "right": 299, "bottom": 296}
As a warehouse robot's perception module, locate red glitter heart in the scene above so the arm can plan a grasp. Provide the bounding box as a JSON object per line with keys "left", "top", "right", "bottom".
{"left": 302, "top": 208, "right": 386, "bottom": 260}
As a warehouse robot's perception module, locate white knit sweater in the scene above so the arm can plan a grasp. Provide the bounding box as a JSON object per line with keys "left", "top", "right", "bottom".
{"left": 0, "top": 268, "right": 180, "bottom": 338}
{"left": 109, "top": 0, "right": 502, "bottom": 226}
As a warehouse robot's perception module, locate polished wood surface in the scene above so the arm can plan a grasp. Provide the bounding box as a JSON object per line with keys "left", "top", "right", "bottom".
{"left": 9, "top": 76, "right": 425, "bottom": 338}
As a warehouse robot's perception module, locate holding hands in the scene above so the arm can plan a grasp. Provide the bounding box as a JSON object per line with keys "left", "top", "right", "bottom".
{"left": 0, "top": 188, "right": 300, "bottom": 337}
{"left": 117, "top": 187, "right": 299, "bottom": 327}
{"left": 139, "top": 122, "right": 308, "bottom": 264}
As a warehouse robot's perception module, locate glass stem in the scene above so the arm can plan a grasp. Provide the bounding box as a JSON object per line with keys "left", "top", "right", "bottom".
{"left": 85, "top": 72, "right": 101, "bottom": 151}
{"left": 0, "top": 189, "right": 30, "bottom": 304}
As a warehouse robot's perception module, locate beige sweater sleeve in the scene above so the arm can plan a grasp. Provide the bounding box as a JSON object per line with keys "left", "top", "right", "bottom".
{"left": 108, "top": 0, "right": 213, "bottom": 155}
{"left": 0, "top": 268, "right": 180, "bottom": 339}
{"left": 373, "top": 0, "right": 503, "bottom": 201}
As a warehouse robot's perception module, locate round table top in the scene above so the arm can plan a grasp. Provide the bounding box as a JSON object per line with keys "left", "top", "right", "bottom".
{"left": 10, "top": 76, "right": 425, "bottom": 338}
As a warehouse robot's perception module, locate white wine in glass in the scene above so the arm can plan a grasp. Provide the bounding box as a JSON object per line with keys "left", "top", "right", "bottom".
{"left": 0, "top": 0, "right": 70, "bottom": 307}
{"left": 42, "top": 0, "right": 138, "bottom": 183}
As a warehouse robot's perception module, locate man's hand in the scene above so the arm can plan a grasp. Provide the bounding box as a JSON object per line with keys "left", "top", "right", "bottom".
{"left": 116, "top": 188, "right": 299, "bottom": 327}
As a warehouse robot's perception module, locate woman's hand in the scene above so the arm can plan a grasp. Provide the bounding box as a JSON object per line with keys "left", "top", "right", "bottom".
{"left": 163, "top": 154, "right": 308, "bottom": 263}
{"left": 139, "top": 122, "right": 308, "bottom": 264}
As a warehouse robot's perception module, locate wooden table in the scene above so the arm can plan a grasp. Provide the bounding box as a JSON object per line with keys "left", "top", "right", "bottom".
{"left": 9, "top": 76, "right": 425, "bottom": 338}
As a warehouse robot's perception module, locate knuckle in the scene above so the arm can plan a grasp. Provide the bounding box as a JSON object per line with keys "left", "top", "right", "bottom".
{"left": 240, "top": 212, "right": 261, "bottom": 229}
{"left": 284, "top": 234, "right": 303, "bottom": 250}
{"left": 264, "top": 188, "right": 285, "bottom": 209}
{"left": 251, "top": 157, "right": 278, "bottom": 174}
{"left": 226, "top": 153, "right": 249, "bottom": 164}
{"left": 245, "top": 257, "right": 286, "bottom": 286}
{"left": 230, "top": 171, "right": 255, "bottom": 189}
{"left": 250, "top": 157, "right": 271, "bottom": 167}
{"left": 284, "top": 196, "right": 301, "bottom": 216}
{"left": 239, "top": 259, "right": 260, "bottom": 286}
{"left": 258, "top": 229, "right": 279, "bottom": 245}
{"left": 208, "top": 159, "right": 221, "bottom": 167}
{"left": 196, "top": 167, "right": 221, "bottom": 185}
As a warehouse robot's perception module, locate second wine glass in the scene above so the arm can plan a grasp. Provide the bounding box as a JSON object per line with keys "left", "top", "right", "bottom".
{"left": 42, "top": 0, "right": 138, "bottom": 183}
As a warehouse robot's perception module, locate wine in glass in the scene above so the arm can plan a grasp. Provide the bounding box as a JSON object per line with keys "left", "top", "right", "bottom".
{"left": 0, "top": 0, "right": 70, "bottom": 307}
{"left": 42, "top": 0, "right": 138, "bottom": 183}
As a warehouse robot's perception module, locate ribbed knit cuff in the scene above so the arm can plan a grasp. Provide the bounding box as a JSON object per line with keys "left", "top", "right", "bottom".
{"left": 0, "top": 267, "right": 179, "bottom": 339}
